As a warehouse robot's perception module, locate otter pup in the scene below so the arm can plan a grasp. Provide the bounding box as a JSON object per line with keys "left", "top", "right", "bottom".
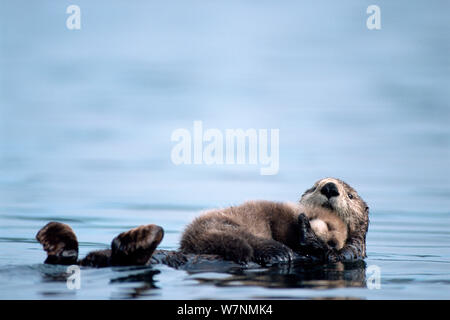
{"left": 306, "top": 207, "right": 348, "bottom": 250}
{"left": 180, "top": 201, "right": 302, "bottom": 265}
{"left": 36, "top": 177, "right": 369, "bottom": 267}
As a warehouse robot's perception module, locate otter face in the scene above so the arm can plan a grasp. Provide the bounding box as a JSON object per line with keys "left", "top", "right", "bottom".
{"left": 299, "top": 177, "right": 369, "bottom": 233}
{"left": 310, "top": 217, "right": 347, "bottom": 250}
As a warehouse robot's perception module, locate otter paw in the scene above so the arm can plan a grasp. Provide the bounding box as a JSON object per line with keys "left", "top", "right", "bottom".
{"left": 253, "top": 244, "right": 294, "bottom": 266}
{"left": 297, "top": 213, "right": 311, "bottom": 244}
{"left": 111, "top": 224, "right": 164, "bottom": 266}
{"left": 298, "top": 213, "right": 310, "bottom": 225}
{"left": 326, "top": 249, "right": 341, "bottom": 263}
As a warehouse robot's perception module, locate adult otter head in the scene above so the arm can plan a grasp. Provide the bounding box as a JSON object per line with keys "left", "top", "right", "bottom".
{"left": 299, "top": 177, "right": 369, "bottom": 235}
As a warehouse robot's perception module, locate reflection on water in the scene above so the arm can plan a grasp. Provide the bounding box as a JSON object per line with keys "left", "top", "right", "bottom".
{"left": 110, "top": 268, "right": 161, "bottom": 299}
{"left": 108, "top": 261, "right": 367, "bottom": 299}
{"left": 190, "top": 261, "right": 366, "bottom": 290}
{"left": 30, "top": 259, "right": 367, "bottom": 299}
{"left": 0, "top": 0, "right": 449, "bottom": 299}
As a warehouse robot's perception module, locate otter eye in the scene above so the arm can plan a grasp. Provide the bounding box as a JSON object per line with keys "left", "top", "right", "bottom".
{"left": 307, "top": 186, "right": 316, "bottom": 194}
{"left": 348, "top": 193, "right": 354, "bottom": 199}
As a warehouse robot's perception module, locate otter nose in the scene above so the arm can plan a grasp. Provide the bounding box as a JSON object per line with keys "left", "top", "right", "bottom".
{"left": 320, "top": 182, "right": 339, "bottom": 199}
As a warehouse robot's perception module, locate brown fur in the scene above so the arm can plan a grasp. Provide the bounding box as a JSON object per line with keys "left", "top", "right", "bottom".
{"left": 180, "top": 201, "right": 301, "bottom": 265}
{"left": 180, "top": 177, "right": 369, "bottom": 263}
{"left": 306, "top": 207, "right": 348, "bottom": 250}
{"left": 36, "top": 223, "right": 164, "bottom": 267}
{"left": 300, "top": 177, "right": 369, "bottom": 260}
{"left": 36, "top": 222, "right": 78, "bottom": 265}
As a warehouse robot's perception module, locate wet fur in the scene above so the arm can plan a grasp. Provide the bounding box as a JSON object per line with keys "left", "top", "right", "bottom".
{"left": 300, "top": 178, "right": 369, "bottom": 260}
{"left": 36, "top": 223, "right": 164, "bottom": 267}
{"left": 306, "top": 207, "right": 348, "bottom": 250}
{"left": 180, "top": 178, "right": 368, "bottom": 264}
{"left": 180, "top": 201, "right": 301, "bottom": 265}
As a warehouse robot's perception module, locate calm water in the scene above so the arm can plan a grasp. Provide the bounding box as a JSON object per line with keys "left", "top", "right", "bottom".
{"left": 0, "top": 1, "right": 449, "bottom": 299}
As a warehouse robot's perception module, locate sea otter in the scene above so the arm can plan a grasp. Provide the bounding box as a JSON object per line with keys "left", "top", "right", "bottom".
{"left": 36, "top": 178, "right": 369, "bottom": 268}
{"left": 179, "top": 178, "right": 366, "bottom": 265}
{"left": 178, "top": 201, "right": 349, "bottom": 265}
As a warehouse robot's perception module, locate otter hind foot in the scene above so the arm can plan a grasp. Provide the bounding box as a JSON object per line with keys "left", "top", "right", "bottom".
{"left": 37, "top": 223, "right": 164, "bottom": 267}
{"left": 252, "top": 240, "right": 295, "bottom": 266}
{"left": 36, "top": 222, "right": 79, "bottom": 265}
{"left": 110, "top": 224, "right": 164, "bottom": 266}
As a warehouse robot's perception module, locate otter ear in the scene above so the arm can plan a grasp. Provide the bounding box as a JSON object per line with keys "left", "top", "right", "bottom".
{"left": 365, "top": 206, "right": 369, "bottom": 213}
